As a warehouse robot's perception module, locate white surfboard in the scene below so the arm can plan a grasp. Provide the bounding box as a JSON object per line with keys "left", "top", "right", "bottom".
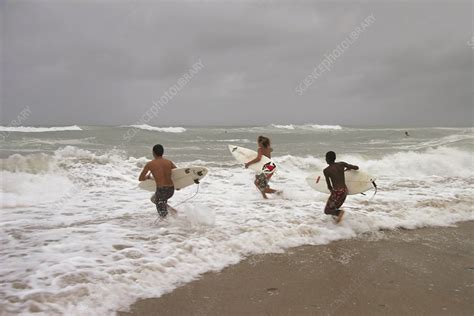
{"left": 306, "top": 170, "right": 376, "bottom": 195}
{"left": 228, "top": 145, "right": 277, "bottom": 174}
{"left": 138, "top": 166, "right": 208, "bottom": 192}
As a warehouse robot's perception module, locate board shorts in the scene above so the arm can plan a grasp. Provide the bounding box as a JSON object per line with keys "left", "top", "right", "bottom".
{"left": 153, "top": 186, "right": 175, "bottom": 217}
{"left": 255, "top": 173, "right": 269, "bottom": 192}
{"left": 324, "top": 187, "right": 348, "bottom": 216}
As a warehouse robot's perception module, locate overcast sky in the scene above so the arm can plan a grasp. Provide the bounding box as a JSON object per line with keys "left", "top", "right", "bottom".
{"left": 1, "top": 0, "right": 473, "bottom": 127}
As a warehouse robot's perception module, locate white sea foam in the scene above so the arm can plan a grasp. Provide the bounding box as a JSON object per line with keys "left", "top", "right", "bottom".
{"left": 270, "top": 124, "right": 343, "bottom": 131}
{"left": 1, "top": 144, "right": 472, "bottom": 315}
{"left": 0, "top": 125, "right": 82, "bottom": 132}
{"left": 271, "top": 124, "right": 296, "bottom": 130}
{"left": 127, "top": 124, "right": 186, "bottom": 133}
{"left": 305, "top": 124, "right": 343, "bottom": 130}
{"left": 402, "top": 134, "right": 474, "bottom": 150}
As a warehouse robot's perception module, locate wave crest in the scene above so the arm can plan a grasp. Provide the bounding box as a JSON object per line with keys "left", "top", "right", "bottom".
{"left": 271, "top": 124, "right": 343, "bottom": 130}
{"left": 0, "top": 125, "right": 82, "bottom": 132}
{"left": 126, "top": 124, "right": 186, "bottom": 133}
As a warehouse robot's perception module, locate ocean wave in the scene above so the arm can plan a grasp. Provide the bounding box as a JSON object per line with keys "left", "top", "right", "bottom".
{"left": 304, "top": 124, "right": 343, "bottom": 130}
{"left": 0, "top": 125, "right": 82, "bottom": 132}
{"left": 1, "top": 145, "right": 473, "bottom": 315}
{"left": 271, "top": 124, "right": 296, "bottom": 130}
{"left": 3, "top": 145, "right": 472, "bottom": 183}
{"left": 126, "top": 124, "right": 186, "bottom": 133}
{"left": 275, "top": 146, "right": 473, "bottom": 178}
{"left": 401, "top": 134, "right": 474, "bottom": 150}
{"left": 271, "top": 124, "right": 343, "bottom": 131}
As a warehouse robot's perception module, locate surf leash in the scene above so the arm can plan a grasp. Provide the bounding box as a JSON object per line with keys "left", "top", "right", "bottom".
{"left": 359, "top": 181, "right": 377, "bottom": 199}
{"left": 371, "top": 181, "right": 378, "bottom": 199}
{"left": 153, "top": 184, "right": 201, "bottom": 223}
{"left": 173, "top": 183, "right": 201, "bottom": 207}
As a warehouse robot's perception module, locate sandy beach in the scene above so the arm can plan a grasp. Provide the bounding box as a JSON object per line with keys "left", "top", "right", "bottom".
{"left": 120, "top": 221, "right": 474, "bottom": 316}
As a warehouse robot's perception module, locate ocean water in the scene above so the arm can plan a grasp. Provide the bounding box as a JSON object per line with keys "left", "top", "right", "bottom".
{"left": 1, "top": 124, "right": 473, "bottom": 315}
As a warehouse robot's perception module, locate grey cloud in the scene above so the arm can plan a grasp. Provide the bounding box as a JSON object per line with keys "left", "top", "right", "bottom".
{"left": 1, "top": 0, "right": 472, "bottom": 127}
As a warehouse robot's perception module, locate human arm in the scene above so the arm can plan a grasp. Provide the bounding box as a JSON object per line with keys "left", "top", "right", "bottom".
{"left": 245, "top": 149, "right": 263, "bottom": 168}
{"left": 324, "top": 169, "right": 333, "bottom": 192}
{"left": 341, "top": 162, "right": 359, "bottom": 171}
{"left": 138, "top": 162, "right": 152, "bottom": 181}
{"left": 170, "top": 161, "right": 180, "bottom": 190}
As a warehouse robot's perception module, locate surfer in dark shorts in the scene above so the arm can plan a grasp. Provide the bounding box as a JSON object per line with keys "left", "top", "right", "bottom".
{"left": 245, "top": 136, "right": 279, "bottom": 199}
{"left": 139, "top": 144, "right": 177, "bottom": 218}
{"left": 323, "top": 151, "right": 359, "bottom": 223}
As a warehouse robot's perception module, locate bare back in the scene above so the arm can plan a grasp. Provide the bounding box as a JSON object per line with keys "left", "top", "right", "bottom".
{"left": 324, "top": 161, "right": 358, "bottom": 191}
{"left": 324, "top": 163, "right": 347, "bottom": 190}
{"left": 145, "top": 158, "right": 176, "bottom": 187}
{"left": 259, "top": 146, "right": 273, "bottom": 159}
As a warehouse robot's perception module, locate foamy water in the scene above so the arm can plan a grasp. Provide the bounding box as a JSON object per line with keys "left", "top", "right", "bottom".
{"left": 0, "top": 125, "right": 83, "bottom": 133}
{"left": 125, "top": 125, "right": 186, "bottom": 133}
{"left": 1, "top": 125, "right": 473, "bottom": 315}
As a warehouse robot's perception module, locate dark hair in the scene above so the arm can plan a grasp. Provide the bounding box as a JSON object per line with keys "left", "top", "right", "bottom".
{"left": 258, "top": 136, "right": 270, "bottom": 148}
{"left": 153, "top": 144, "right": 164, "bottom": 156}
{"left": 326, "top": 151, "right": 336, "bottom": 162}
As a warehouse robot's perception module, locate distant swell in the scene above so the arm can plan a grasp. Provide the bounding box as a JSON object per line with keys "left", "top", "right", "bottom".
{"left": 271, "top": 124, "right": 296, "bottom": 130}
{"left": 0, "top": 125, "right": 82, "bottom": 132}
{"left": 126, "top": 124, "right": 186, "bottom": 133}
{"left": 271, "top": 124, "right": 343, "bottom": 130}
{"left": 307, "top": 124, "right": 343, "bottom": 130}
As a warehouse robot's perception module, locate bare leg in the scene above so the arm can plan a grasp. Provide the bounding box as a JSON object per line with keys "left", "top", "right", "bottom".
{"left": 265, "top": 188, "right": 277, "bottom": 194}
{"left": 254, "top": 179, "right": 268, "bottom": 199}
{"left": 167, "top": 204, "right": 178, "bottom": 216}
{"left": 334, "top": 209, "right": 345, "bottom": 224}
{"left": 264, "top": 174, "right": 281, "bottom": 195}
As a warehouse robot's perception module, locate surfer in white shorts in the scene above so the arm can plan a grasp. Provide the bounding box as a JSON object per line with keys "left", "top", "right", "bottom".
{"left": 245, "top": 136, "right": 279, "bottom": 199}
{"left": 139, "top": 144, "right": 177, "bottom": 218}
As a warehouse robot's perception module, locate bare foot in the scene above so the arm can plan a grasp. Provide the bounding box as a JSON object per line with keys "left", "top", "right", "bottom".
{"left": 167, "top": 205, "right": 178, "bottom": 216}
{"left": 335, "top": 210, "right": 345, "bottom": 224}
{"left": 154, "top": 216, "right": 168, "bottom": 225}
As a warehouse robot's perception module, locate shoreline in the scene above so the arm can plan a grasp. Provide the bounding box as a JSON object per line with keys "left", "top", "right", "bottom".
{"left": 119, "top": 221, "right": 474, "bottom": 315}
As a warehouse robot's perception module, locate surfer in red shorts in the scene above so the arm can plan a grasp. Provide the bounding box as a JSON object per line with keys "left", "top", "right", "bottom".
{"left": 323, "top": 151, "right": 359, "bottom": 223}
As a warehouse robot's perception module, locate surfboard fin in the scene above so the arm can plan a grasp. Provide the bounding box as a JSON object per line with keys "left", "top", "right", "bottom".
{"left": 371, "top": 181, "right": 378, "bottom": 198}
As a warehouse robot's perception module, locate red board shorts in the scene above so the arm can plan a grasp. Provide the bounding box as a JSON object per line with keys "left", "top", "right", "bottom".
{"left": 325, "top": 187, "right": 348, "bottom": 215}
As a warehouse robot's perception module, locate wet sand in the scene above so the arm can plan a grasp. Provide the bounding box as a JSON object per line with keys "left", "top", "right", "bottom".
{"left": 119, "top": 221, "right": 474, "bottom": 316}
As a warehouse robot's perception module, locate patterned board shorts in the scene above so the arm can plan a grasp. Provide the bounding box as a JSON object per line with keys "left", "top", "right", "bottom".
{"left": 325, "top": 187, "right": 348, "bottom": 215}
{"left": 255, "top": 173, "right": 269, "bottom": 192}
{"left": 153, "top": 186, "right": 175, "bottom": 217}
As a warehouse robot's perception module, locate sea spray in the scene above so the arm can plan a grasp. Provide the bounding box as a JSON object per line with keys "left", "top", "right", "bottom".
{"left": 1, "top": 127, "right": 472, "bottom": 315}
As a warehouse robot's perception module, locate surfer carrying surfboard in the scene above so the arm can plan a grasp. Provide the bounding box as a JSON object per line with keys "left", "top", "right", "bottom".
{"left": 244, "top": 136, "right": 279, "bottom": 199}
{"left": 139, "top": 144, "right": 177, "bottom": 218}
{"left": 323, "top": 151, "right": 359, "bottom": 223}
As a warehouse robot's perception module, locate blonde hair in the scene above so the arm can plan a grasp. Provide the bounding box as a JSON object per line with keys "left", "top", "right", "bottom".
{"left": 258, "top": 136, "right": 270, "bottom": 148}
